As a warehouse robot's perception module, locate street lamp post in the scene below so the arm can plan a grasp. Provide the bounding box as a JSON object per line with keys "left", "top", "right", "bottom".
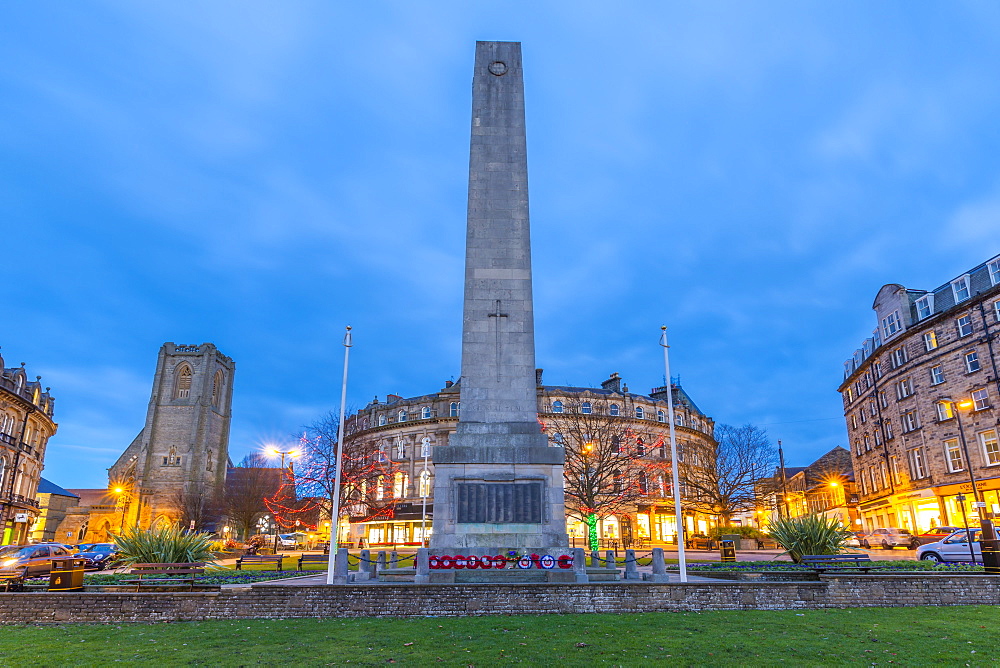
{"left": 951, "top": 399, "right": 999, "bottom": 572}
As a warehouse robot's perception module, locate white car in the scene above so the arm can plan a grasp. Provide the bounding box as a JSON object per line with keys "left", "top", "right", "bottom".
{"left": 860, "top": 528, "right": 916, "bottom": 550}
{"left": 916, "top": 529, "right": 982, "bottom": 562}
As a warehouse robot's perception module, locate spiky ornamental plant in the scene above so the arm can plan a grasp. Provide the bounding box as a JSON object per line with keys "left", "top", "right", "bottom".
{"left": 113, "top": 523, "right": 219, "bottom": 567}
{"left": 766, "top": 514, "right": 853, "bottom": 563}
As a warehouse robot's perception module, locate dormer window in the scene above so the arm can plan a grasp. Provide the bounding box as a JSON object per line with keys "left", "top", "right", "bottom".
{"left": 420, "top": 406, "right": 431, "bottom": 419}
{"left": 989, "top": 257, "right": 1000, "bottom": 286}
{"left": 449, "top": 402, "right": 460, "bottom": 417}
{"left": 397, "top": 410, "right": 407, "bottom": 423}
{"left": 378, "top": 414, "right": 387, "bottom": 426}
{"left": 881, "top": 310, "right": 901, "bottom": 338}
{"left": 952, "top": 275, "right": 971, "bottom": 303}
{"left": 915, "top": 295, "right": 934, "bottom": 320}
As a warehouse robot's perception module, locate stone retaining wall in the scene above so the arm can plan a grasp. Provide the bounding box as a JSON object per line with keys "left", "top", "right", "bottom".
{"left": 2, "top": 576, "right": 999, "bottom": 624}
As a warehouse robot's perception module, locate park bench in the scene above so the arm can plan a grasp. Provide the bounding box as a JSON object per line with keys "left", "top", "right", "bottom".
{"left": 297, "top": 554, "right": 330, "bottom": 571}
{"left": 122, "top": 563, "right": 205, "bottom": 591}
{"left": 800, "top": 554, "right": 873, "bottom": 573}
{"left": 0, "top": 571, "right": 24, "bottom": 592}
{"left": 235, "top": 554, "right": 285, "bottom": 571}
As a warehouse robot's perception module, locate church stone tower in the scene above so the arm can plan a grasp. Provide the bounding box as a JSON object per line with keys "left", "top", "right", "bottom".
{"left": 109, "top": 343, "right": 234, "bottom": 528}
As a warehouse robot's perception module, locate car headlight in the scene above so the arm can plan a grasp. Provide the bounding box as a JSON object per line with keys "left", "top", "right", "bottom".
{"left": 2, "top": 559, "right": 17, "bottom": 567}
{"left": 93, "top": 554, "right": 105, "bottom": 560}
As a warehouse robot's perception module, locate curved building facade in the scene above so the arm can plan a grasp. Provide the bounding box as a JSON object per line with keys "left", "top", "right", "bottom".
{"left": 341, "top": 372, "right": 716, "bottom": 547}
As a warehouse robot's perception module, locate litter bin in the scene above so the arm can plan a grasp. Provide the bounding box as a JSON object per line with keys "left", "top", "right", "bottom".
{"left": 720, "top": 540, "right": 737, "bottom": 562}
{"left": 721, "top": 534, "right": 741, "bottom": 551}
{"left": 49, "top": 558, "right": 86, "bottom": 592}
{"left": 981, "top": 538, "right": 1000, "bottom": 575}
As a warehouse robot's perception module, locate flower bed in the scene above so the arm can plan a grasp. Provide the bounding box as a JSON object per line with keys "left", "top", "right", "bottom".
{"left": 26, "top": 571, "right": 316, "bottom": 587}
{"left": 682, "top": 560, "right": 983, "bottom": 573}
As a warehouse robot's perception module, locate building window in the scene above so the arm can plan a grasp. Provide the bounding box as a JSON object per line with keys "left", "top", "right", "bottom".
{"left": 930, "top": 365, "right": 944, "bottom": 385}
{"left": 552, "top": 400, "right": 563, "bottom": 414}
{"left": 580, "top": 401, "right": 592, "bottom": 414}
{"left": 873, "top": 429, "right": 882, "bottom": 446}
{"left": 923, "top": 332, "right": 938, "bottom": 351}
{"left": 972, "top": 388, "right": 990, "bottom": 410}
{"left": 957, "top": 314, "right": 973, "bottom": 337}
{"left": 878, "top": 391, "right": 888, "bottom": 409}
{"left": 610, "top": 435, "right": 621, "bottom": 454}
{"left": 901, "top": 411, "right": 919, "bottom": 433}
{"left": 657, "top": 410, "right": 665, "bottom": 422}
{"left": 880, "top": 461, "right": 890, "bottom": 488}
{"left": 980, "top": 430, "right": 1000, "bottom": 466}
{"left": 896, "top": 378, "right": 913, "bottom": 400}
{"left": 393, "top": 472, "right": 407, "bottom": 499}
{"left": 376, "top": 475, "right": 386, "bottom": 500}
{"left": 395, "top": 441, "right": 405, "bottom": 459}
{"left": 965, "top": 351, "right": 981, "bottom": 373}
{"left": 637, "top": 471, "right": 648, "bottom": 495}
{"left": 851, "top": 414, "right": 858, "bottom": 429}
{"left": 609, "top": 404, "right": 620, "bottom": 416}
{"left": 449, "top": 402, "right": 460, "bottom": 417}
{"left": 874, "top": 361, "right": 883, "bottom": 379}
{"left": 936, "top": 401, "right": 954, "bottom": 422}
{"left": 884, "top": 421, "right": 894, "bottom": 440}
{"left": 915, "top": 295, "right": 934, "bottom": 320}
{"left": 398, "top": 410, "right": 407, "bottom": 423}
{"left": 882, "top": 310, "right": 902, "bottom": 338}
{"left": 863, "top": 435, "right": 871, "bottom": 451}
{"left": 212, "top": 370, "right": 224, "bottom": 408}
{"left": 635, "top": 406, "right": 644, "bottom": 420}
{"left": 418, "top": 470, "right": 431, "bottom": 497}
{"left": 174, "top": 365, "right": 192, "bottom": 399}
{"left": 944, "top": 438, "right": 964, "bottom": 472}
{"left": 890, "top": 456, "right": 901, "bottom": 485}
{"left": 909, "top": 448, "right": 927, "bottom": 479}
{"left": 869, "top": 466, "right": 879, "bottom": 491}
{"left": 420, "top": 406, "right": 431, "bottom": 419}
{"left": 378, "top": 414, "right": 386, "bottom": 426}
{"left": 891, "top": 346, "right": 908, "bottom": 368}
{"left": 952, "top": 275, "right": 971, "bottom": 303}
{"left": 995, "top": 301, "right": 1000, "bottom": 323}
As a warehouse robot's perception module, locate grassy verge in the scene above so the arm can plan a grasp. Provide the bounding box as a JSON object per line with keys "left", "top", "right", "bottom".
{"left": 1, "top": 607, "right": 998, "bottom": 666}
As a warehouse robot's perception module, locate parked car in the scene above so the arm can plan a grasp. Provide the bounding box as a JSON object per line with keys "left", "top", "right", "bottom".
{"left": 911, "top": 526, "right": 964, "bottom": 548}
{"left": 277, "top": 533, "right": 308, "bottom": 549}
{"left": 917, "top": 529, "right": 984, "bottom": 562}
{"left": 860, "top": 528, "right": 915, "bottom": 549}
{"left": 72, "top": 543, "right": 123, "bottom": 571}
{"left": 845, "top": 531, "right": 867, "bottom": 548}
{"left": 0, "top": 543, "right": 76, "bottom": 577}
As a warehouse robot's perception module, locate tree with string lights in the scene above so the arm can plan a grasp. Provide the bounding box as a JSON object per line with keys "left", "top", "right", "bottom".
{"left": 542, "top": 401, "right": 658, "bottom": 551}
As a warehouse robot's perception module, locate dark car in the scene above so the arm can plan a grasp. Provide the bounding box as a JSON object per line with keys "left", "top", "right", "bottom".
{"left": 73, "top": 543, "right": 122, "bottom": 571}
{"left": 0, "top": 543, "right": 76, "bottom": 577}
{"left": 911, "top": 526, "right": 964, "bottom": 548}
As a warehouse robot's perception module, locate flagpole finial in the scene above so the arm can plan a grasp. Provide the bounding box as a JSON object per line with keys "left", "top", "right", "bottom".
{"left": 661, "top": 325, "right": 666, "bottom": 331}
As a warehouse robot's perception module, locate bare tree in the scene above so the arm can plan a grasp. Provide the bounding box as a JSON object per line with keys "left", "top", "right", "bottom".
{"left": 171, "top": 488, "right": 224, "bottom": 533}
{"left": 296, "top": 412, "right": 402, "bottom": 537}
{"left": 542, "top": 402, "right": 656, "bottom": 550}
{"left": 680, "top": 423, "right": 777, "bottom": 524}
{"left": 225, "top": 453, "right": 281, "bottom": 539}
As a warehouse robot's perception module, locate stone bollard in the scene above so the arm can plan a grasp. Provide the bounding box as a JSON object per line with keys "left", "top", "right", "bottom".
{"left": 590, "top": 550, "right": 600, "bottom": 568}
{"left": 624, "top": 549, "right": 640, "bottom": 580}
{"left": 573, "top": 547, "right": 589, "bottom": 583}
{"left": 333, "top": 547, "right": 349, "bottom": 585}
{"left": 605, "top": 550, "right": 616, "bottom": 571}
{"left": 649, "top": 547, "right": 669, "bottom": 583}
{"left": 414, "top": 548, "right": 430, "bottom": 584}
{"left": 376, "top": 551, "right": 387, "bottom": 576}
{"left": 354, "top": 549, "right": 372, "bottom": 581}
{"left": 389, "top": 551, "right": 399, "bottom": 568}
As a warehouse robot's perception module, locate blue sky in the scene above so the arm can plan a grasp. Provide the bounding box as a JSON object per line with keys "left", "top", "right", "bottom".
{"left": 4, "top": 2, "right": 1000, "bottom": 489}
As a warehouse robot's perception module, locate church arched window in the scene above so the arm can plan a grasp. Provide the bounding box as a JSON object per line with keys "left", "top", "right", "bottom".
{"left": 212, "top": 370, "right": 224, "bottom": 409}
{"left": 174, "top": 365, "right": 193, "bottom": 399}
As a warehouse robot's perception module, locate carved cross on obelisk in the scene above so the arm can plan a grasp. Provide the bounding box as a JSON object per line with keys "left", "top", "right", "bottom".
{"left": 487, "top": 299, "right": 508, "bottom": 381}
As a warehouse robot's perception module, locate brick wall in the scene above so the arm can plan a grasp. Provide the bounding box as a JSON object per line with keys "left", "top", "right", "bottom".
{"left": 2, "top": 576, "right": 1000, "bottom": 624}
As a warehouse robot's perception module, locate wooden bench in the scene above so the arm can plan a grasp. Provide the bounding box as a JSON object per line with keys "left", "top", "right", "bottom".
{"left": 298, "top": 554, "right": 330, "bottom": 571}
{"left": 235, "top": 554, "right": 284, "bottom": 571}
{"left": 122, "top": 563, "right": 205, "bottom": 591}
{"left": 800, "top": 554, "right": 873, "bottom": 573}
{"left": 0, "top": 572, "right": 24, "bottom": 592}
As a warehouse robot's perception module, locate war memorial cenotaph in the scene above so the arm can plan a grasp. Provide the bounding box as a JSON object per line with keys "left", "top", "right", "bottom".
{"left": 427, "top": 41, "right": 569, "bottom": 555}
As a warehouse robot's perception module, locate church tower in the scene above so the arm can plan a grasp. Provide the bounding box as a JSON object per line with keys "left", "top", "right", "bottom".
{"left": 109, "top": 343, "right": 234, "bottom": 529}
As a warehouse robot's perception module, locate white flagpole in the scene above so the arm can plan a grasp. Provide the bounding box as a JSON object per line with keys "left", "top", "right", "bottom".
{"left": 326, "top": 325, "right": 353, "bottom": 585}
{"left": 660, "top": 326, "right": 688, "bottom": 583}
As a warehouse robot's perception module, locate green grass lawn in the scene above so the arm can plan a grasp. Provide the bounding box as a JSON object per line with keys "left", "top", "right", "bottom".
{"left": 1, "top": 606, "right": 998, "bottom": 666}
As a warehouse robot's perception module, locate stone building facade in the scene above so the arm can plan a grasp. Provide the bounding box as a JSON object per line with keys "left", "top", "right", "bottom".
{"left": 30, "top": 478, "right": 79, "bottom": 543}
{"left": 339, "top": 372, "right": 717, "bottom": 547}
{"left": 840, "top": 254, "right": 1000, "bottom": 533}
{"left": 0, "top": 351, "right": 57, "bottom": 545}
{"left": 759, "top": 446, "right": 859, "bottom": 529}
{"left": 57, "top": 343, "right": 234, "bottom": 541}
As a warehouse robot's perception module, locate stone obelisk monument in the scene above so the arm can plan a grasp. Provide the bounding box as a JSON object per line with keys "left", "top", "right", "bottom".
{"left": 430, "top": 42, "right": 568, "bottom": 550}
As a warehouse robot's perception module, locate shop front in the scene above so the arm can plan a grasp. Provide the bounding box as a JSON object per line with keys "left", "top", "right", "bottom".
{"left": 936, "top": 476, "right": 1000, "bottom": 528}
{"left": 859, "top": 488, "right": 941, "bottom": 533}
